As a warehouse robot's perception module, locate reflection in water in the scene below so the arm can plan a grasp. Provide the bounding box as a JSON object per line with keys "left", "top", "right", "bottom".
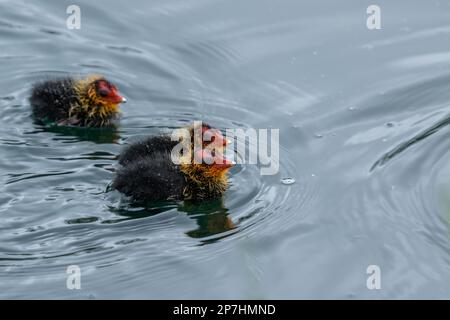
{"left": 180, "top": 200, "right": 236, "bottom": 239}
{"left": 105, "top": 199, "right": 178, "bottom": 224}
{"left": 106, "top": 197, "right": 236, "bottom": 240}
{"left": 38, "top": 123, "right": 121, "bottom": 144}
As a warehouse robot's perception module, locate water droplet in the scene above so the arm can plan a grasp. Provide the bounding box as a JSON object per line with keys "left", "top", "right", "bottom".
{"left": 314, "top": 133, "right": 323, "bottom": 139}
{"left": 281, "top": 178, "right": 296, "bottom": 185}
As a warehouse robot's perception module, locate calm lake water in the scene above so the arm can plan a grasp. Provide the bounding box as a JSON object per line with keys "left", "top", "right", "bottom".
{"left": 2, "top": 0, "right": 450, "bottom": 299}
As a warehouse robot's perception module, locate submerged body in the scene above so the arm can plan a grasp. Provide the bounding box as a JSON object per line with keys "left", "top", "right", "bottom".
{"left": 113, "top": 124, "right": 233, "bottom": 202}
{"left": 29, "top": 75, "right": 126, "bottom": 127}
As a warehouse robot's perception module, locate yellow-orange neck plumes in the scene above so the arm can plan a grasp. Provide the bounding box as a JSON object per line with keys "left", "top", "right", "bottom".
{"left": 71, "top": 75, "right": 120, "bottom": 126}
{"left": 180, "top": 163, "right": 229, "bottom": 200}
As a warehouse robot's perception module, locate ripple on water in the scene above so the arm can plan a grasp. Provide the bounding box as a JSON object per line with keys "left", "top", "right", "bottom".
{"left": 315, "top": 73, "right": 450, "bottom": 291}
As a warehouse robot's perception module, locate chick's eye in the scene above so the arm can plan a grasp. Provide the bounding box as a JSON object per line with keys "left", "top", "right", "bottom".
{"left": 98, "top": 88, "right": 110, "bottom": 97}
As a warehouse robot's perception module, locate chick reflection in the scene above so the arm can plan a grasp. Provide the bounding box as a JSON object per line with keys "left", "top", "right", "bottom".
{"left": 40, "top": 123, "right": 120, "bottom": 144}
{"left": 179, "top": 199, "right": 236, "bottom": 239}
{"left": 108, "top": 198, "right": 236, "bottom": 238}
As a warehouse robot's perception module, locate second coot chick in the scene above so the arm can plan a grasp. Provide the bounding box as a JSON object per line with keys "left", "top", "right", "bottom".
{"left": 113, "top": 123, "right": 234, "bottom": 202}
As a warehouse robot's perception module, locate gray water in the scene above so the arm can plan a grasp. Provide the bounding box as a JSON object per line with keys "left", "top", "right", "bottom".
{"left": 1, "top": 0, "right": 450, "bottom": 299}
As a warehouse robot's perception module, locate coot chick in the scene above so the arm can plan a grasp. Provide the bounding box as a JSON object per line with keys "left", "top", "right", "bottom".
{"left": 30, "top": 75, "right": 126, "bottom": 127}
{"left": 113, "top": 123, "right": 234, "bottom": 202}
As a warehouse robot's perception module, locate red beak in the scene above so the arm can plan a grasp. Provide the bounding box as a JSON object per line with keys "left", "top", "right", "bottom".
{"left": 213, "top": 155, "right": 235, "bottom": 169}
{"left": 194, "top": 149, "right": 235, "bottom": 169}
{"left": 112, "top": 94, "right": 126, "bottom": 104}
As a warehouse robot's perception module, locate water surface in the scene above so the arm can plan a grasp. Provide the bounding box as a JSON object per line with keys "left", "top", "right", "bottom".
{"left": 1, "top": 0, "right": 450, "bottom": 298}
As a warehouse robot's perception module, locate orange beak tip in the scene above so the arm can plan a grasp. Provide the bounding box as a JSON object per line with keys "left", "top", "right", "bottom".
{"left": 223, "top": 159, "right": 235, "bottom": 168}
